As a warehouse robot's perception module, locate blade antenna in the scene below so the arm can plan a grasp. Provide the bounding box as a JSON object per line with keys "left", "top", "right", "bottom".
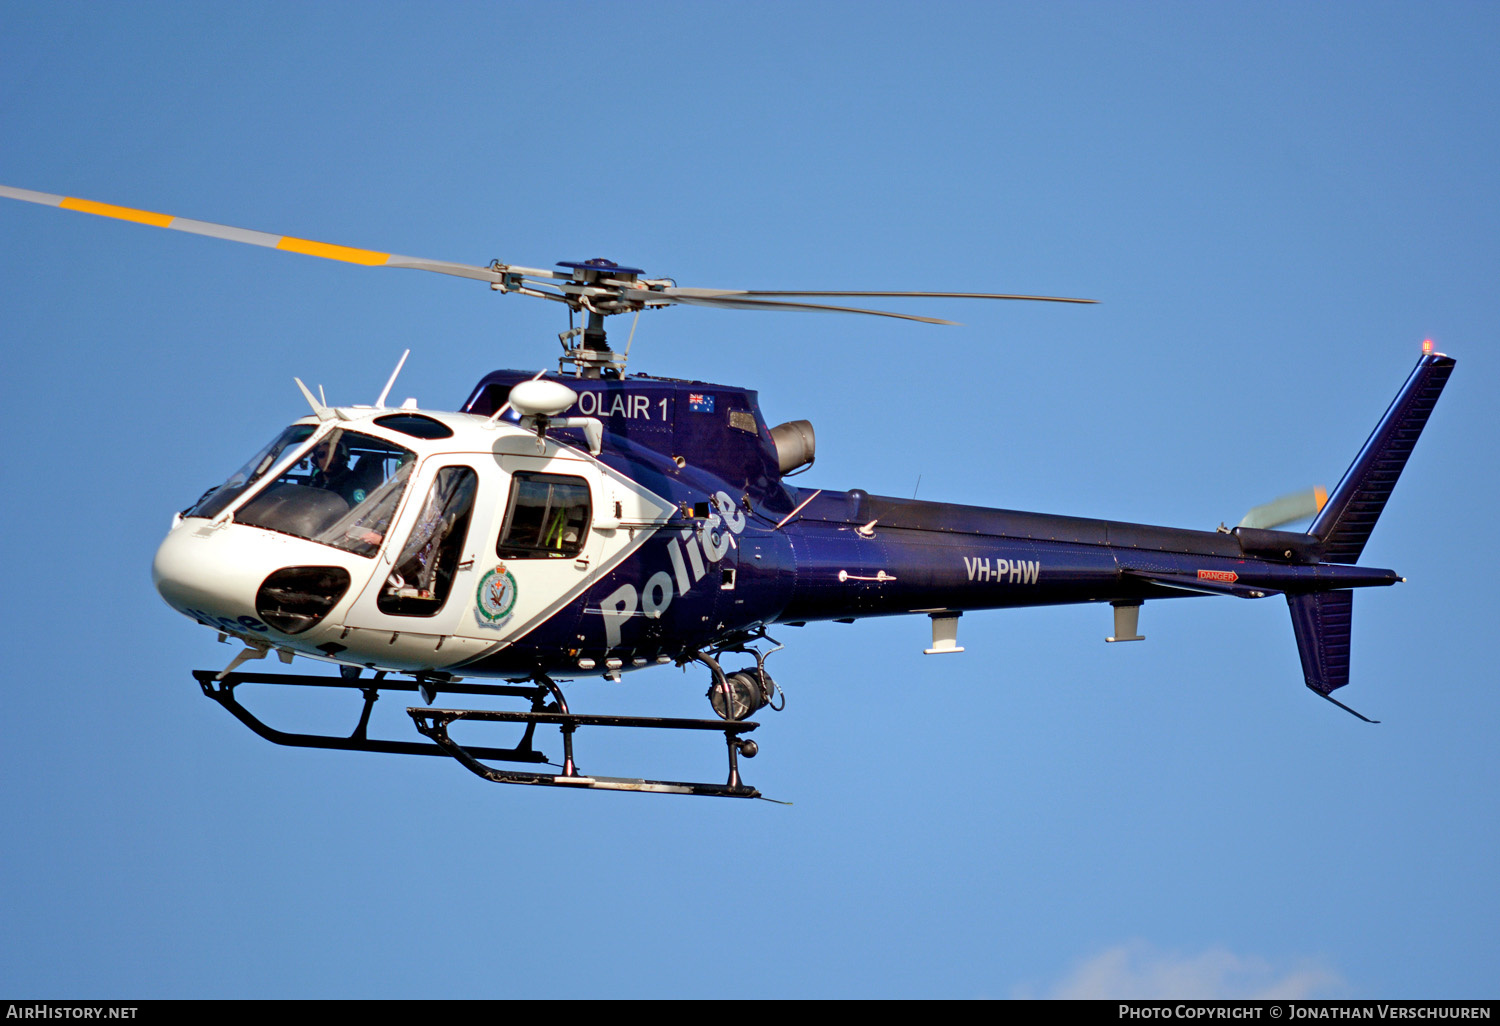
{"left": 294, "top": 378, "right": 333, "bottom": 421}
{"left": 374, "top": 349, "right": 410, "bottom": 408}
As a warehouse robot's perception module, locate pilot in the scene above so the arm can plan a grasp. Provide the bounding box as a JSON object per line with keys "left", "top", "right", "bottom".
{"left": 307, "top": 434, "right": 384, "bottom": 507}
{"left": 303, "top": 435, "right": 342, "bottom": 490}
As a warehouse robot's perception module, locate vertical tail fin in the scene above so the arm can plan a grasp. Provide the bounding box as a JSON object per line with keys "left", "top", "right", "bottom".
{"left": 1288, "top": 588, "right": 1380, "bottom": 720}
{"left": 1288, "top": 349, "right": 1454, "bottom": 718}
{"left": 1310, "top": 351, "right": 1456, "bottom": 563}
{"left": 1287, "top": 590, "right": 1353, "bottom": 694}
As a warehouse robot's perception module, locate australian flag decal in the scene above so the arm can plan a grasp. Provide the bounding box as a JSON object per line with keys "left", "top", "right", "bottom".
{"left": 689, "top": 393, "right": 715, "bottom": 413}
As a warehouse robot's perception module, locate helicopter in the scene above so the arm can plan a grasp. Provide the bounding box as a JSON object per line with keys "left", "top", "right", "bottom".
{"left": 0, "top": 183, "right": 1456, "bottom": 800}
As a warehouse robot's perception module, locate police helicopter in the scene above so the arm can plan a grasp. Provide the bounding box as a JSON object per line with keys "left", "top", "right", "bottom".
{"left": 0, "top": 183, "right": 1456, "bottom": 799}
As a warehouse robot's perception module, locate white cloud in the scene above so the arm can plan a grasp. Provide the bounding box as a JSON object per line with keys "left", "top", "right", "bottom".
{"left": 1018, "top": 940, "right": 1346, "bottom": 1000}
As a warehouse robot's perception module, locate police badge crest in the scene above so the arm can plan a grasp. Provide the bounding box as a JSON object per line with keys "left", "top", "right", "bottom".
{"left": 474, "top": 563, "right": 518, "bottom": 627}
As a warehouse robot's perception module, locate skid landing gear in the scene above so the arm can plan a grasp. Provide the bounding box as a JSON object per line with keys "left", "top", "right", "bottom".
{"left": 191, "top": 669, "right": 762, "bottom": 799}
{"left": 409, "top": 707, "right": 760, "bottom": 798}
{"left": 194, "top": 670, "right": 553, "bottom": 763}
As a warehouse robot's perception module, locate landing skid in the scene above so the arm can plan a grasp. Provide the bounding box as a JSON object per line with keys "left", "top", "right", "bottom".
{"left": 193, "top": 670, "right": 552, "bottom": 763}
{"left": 410, "top": 708, "right": 760, "bottom": 798}
{"left": 191, "top": 670, "right": 761, "bottom": 798}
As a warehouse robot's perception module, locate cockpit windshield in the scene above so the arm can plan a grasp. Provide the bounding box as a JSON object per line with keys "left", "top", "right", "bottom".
{"left": 186, "top": 424, "right": 317, "bottom": 521}
{"left": 233, "top": 428, "right": 416, "bottom": 557}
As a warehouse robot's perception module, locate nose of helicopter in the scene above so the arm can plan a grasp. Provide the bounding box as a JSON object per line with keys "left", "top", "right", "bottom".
{"left": 153, "top": 517, "right": 365, "bottom": 637}
{"left": 153, "top": 517, "right": 273, "bottom": 629}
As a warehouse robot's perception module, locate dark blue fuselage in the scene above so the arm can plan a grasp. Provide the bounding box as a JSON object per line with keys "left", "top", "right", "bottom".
{"left": 453, "top": 369, "right": 1398, "bottom": 679}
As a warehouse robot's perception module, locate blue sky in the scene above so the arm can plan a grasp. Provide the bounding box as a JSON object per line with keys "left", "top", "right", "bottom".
{"left": 1, "top": 1, "right": 1496, "bottom": 999}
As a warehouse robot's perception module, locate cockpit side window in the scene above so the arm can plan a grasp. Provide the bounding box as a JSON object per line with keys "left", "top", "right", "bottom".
{"left": 185, "top": 424, "right": 316, "bottom": 520}
{"left": 234, "top": 429, "right": 415, "bottom": 557}
{"left": 496, "top": 472, "right": 591, "bottom": 559}
{"left": 378, "top": 466, "right": 478, "bottom": 616}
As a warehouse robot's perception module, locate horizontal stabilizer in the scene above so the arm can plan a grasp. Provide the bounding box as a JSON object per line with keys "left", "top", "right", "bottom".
{"left": 1311, "top": 352, "right": 1455, "bottom": 563}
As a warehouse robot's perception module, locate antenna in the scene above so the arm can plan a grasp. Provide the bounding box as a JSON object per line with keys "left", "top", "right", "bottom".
{"left": 294, "top": 378, "right": 333, "bottom": 421}
{"left": 374, "top": 349, "right": 410, "bottom": 408}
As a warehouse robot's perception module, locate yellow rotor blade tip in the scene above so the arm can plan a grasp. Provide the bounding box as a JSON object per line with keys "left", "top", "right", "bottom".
{"left": 276, "top": 236, "right": 390, "bottom": 266}
{"left": 59, "top": 196, "right": 174, "bottom": 228}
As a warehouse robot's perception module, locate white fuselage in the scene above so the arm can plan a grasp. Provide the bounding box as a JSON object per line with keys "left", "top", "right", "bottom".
{"left": 153, "top": 406, "right": 674, "bottom": 676}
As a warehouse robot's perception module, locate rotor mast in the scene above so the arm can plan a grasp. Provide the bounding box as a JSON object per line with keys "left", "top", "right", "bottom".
{"left": 554, "top": 259, "right": 643, "bottom": 379}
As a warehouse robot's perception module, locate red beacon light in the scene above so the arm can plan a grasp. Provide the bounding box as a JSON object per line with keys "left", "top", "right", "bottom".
{"left": 1423, "top": 339, "right": 1434, "bottom": 355}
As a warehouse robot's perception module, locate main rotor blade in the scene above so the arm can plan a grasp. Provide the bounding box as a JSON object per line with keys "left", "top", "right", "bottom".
{"left": 646, "top": 290, "right": 960, "bottom": 325}
{"left": 0, "top": 184, "right": 565, "bottom": 285}
{"left": 1, "top": 183, "right": 1099, "bottom": 327}
{"left": 736, "top": 290, "right": 1098, "bottom": 305}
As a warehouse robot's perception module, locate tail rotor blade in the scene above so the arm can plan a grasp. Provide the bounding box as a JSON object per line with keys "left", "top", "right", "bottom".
{"left": 1237, "top": 487, "right": 1329, "bottom": 530}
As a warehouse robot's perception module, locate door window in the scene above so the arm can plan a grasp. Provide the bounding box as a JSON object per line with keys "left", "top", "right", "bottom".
{"left": 378, "top": 466, "right": 478, "bottom": 616}
{"left": 496, "top": 472, "right": 591, "bottom": 559}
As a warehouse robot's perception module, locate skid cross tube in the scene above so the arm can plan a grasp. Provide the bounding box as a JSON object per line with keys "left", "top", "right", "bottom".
{"left": 192, "top": 670, "right": 552, "bottom": 764}
{"left": 409, "top": 707, "right": 762, "bottom": 798}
